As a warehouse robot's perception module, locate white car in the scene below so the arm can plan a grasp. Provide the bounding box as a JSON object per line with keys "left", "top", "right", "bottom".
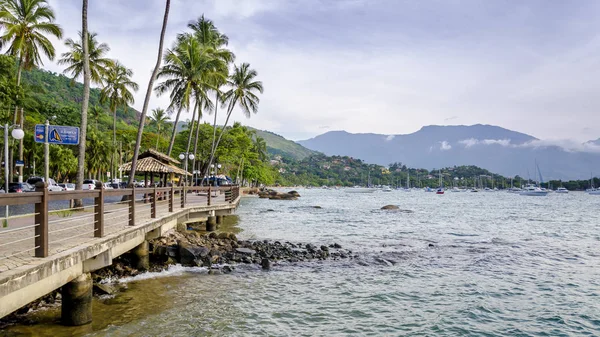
{"left": 103, "top": 182, "right": 114, "bottom": 189}
{"left": 58, "top": 183, "right": 75, "bottom": 191}
{"left": 82, "top": 179, "right": 99, "bottom": 190}
{"left": 26, "top": 177, "right": 64, "bottom": 191}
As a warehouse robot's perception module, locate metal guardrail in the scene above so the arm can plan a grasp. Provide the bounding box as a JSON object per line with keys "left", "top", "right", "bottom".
{"left": 0, "top": 184, "right": 240, "bottom": 260}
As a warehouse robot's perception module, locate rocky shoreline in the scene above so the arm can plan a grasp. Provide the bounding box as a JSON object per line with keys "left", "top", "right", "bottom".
{"left": 0, "top": 229, "right": 354, "bottom": 326}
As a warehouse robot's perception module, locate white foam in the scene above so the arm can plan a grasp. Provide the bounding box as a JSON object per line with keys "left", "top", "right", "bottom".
{"left": 101, "top": 264, "right": 209, "bottom": 284}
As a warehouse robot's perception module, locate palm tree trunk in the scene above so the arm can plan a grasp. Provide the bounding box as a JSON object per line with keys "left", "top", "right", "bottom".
{"left": 75, "top": 0, "right": 91, "bottom": 208}
{"left": 191, "top": 103, "right": 202, "bottom": 185}
{"left": 155, "top": 125, "right": 160, "bottom": 150}
{"left": 128, "top": 0, "right": 171, "bottom": 187}
{"left": 18, "top": 107, "right": 23, "bottom": 182}
{"left": 203, "top": 106, "right": 233, "bottom": 184}
{"left": 111, "top": 107, "right": 116, "bottom": 181}
{"left": 166, "top": 104, "right": 183, "bottom": 156}
{"left": 209, "top": 91, "right": 219, "bottom": 156}
{"left": 12, "top": 57, "right": 23, "bottom": 182}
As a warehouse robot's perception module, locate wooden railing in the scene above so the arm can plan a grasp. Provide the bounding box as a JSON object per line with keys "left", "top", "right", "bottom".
{"left": 0, "top": 183, "right": 240, "bottom": 260}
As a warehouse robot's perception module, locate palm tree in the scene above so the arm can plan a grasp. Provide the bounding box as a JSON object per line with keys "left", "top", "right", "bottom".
{"left": 100, "top": 61, "right": 138, "bottom": 179}
{"left": 75, "top": 0, "right": 90, "bottom": 207}
{"left": 205, "top": 62, "right": 263, "bottom": 180}
{"left": 150, "top": 107, "right": 169, "bottom": 150}
{"left": 127, "top": 0, "right": 171, "bottom": 187}
{"left": 187, "top": 15, "right": 234, "bottom": 167}
{"left": 155, "top": 34, "right": 224, "bottom": 156}
{"left": 89, "top": 105, "right": 103, "bottom": 129}
{"left": 58, "top": 31, "right": 113, "bottom": 84}
{"left": 0, "top": 0, "right": 62, "bottom": 181}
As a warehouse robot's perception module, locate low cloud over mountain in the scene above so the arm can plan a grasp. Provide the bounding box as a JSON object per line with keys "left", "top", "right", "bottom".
{"left": 298, "top": 124, "right": 600, "bottom": 180}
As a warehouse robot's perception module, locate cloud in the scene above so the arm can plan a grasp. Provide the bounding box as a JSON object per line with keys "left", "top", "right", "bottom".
{"left": 385, "top": 135, "right": 395, "bottom": 141}
{"left": 458, "top": 137, "right": 600, "bottom": 153}
{"left": 458, "top": 138, "right": 480, "bottom": 148}
{"left": 439, "top": 141, "right": 452, "bottom": 151}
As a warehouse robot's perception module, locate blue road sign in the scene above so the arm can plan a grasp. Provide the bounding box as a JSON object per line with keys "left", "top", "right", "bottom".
{"left": 34, "top": 124, "right": 80, "bottom": 145}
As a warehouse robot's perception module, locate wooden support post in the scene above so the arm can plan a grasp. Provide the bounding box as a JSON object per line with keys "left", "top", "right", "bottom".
{"left": 129, "top": 185, "right": 136, "bottom": 226}
{"left": 169, "top": 185, "right": 174, "bottom": 212}
{"left": 94, "top": 182, "right": 104, "bottom": 237}
{"left": 151, "top": 186, "right": 157, "bottom": 218}
{"left": 207, "top": 185, "right": 211, "bottom": 206}
{"left": 34, "top": 182, "right": 48, "bottom": 257}
{"left": 180, "top": 186, "right": 185, "bottom": 208}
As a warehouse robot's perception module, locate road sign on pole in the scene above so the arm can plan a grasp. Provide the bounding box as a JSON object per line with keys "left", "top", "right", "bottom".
{"left": 34, "top": 124, "right": 79, "bottom": 145}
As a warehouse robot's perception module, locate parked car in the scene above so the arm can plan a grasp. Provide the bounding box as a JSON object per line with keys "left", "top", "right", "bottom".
{"left": 26, "top": 177, "right": 63, "bottom": 191}
{"left": 103, "top": 182, "right": 114, "bottom": 189}
{"left": 82, "top": 179, "right": 99, "bottom": 190}
{"left": 58, "top": 183, "right": 75, "bottom": 191}
{"left": 9, "top": 182, "right": 34, "bottom": 193}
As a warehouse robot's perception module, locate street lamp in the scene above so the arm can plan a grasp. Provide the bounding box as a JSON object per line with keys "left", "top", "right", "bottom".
{"left": 210, "top": 163, "right": 222, "bottom": 186}
{"left": 179, "top": 153, "right": 194, "bottom": 185}
{"left": 2, "top": 124, "right": 24, "bottom": 224}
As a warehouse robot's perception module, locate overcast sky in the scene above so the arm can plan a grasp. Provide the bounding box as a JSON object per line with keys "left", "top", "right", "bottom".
{"left": 38, "top": 0, "right": 600, "bottom": 141}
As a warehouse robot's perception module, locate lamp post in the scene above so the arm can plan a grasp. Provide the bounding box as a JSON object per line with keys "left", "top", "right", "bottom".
{"left": 2, "top": 124, "right": 24, "bottom": 223}
{"left": 178, "top": 153, "right": 195, "bottom": 186}
{"left": 210, "top": 163, "right": 222, "bottom": 186}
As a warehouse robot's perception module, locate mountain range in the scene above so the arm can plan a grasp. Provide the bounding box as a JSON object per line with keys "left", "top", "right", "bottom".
{"left": 296, "top": 124, "right": 600, "bottom": 180}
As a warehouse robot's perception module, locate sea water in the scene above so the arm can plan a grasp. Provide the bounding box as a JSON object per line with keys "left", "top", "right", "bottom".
{"left": 3, "top": 189, "right": 600, "bottom": 336}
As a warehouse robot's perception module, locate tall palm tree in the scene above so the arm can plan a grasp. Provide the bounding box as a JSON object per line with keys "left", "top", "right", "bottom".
{"left": 58, "top": 31, "right": 113, "bottom": 84}
{"left": 187, "top": 15, "right": 234, "bottom": 167}
{"left": 89, "top": 105, "right": 103, "bottom": 129}
{"left": 0, "top": 0, "right": 62, "bottom": 181}
{"left": 150, "top": 107, "right": 169, "bottom": 150}
{"left": 155, "top": 34, "right": 224, "bottom": 156}
{"left": 100, "top": 61, "right": 138, "bottom": 178}
{"left": 75, "top": 0, "right": 90, "bottom": 208}
{"left": 205, "top": 62, "right": 263, "bottom": 180}
{"left": 127, "top": 0, "right": 170, "bottom": 187}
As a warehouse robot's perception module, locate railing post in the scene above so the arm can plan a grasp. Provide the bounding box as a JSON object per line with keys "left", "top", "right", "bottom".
{"left": 94, "top": 182, "right": 104, "bottom": 237}
{"left": 34, "top": 182, "right": 48, "bottom": 257}
{"left": 169, "top": 185, "right": 174, "bottom": 212}
{"left": 151, "top": 186, "right": 157, "bottom": 218}
{"left": 180, "top": 186, "right": 185, "bottom": 208}
{"left": 229, "top": 186, "right": 233, "bottom": 203}
{"left": 129, "top": 185, "right": 136, "bottom": 226}
{"left": 207, "top": 185, "right": 211, "bottom": 206}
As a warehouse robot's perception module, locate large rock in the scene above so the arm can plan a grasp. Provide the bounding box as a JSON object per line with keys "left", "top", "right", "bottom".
{"left": 288, "top": 191, "right": 301, "bottom": 197}
{"left": 93, "top": 283, "right": 116, "bottom": 296}
{"left": 235, "top": 247, "right": 257, "bottom": 255}
{"left": 381, "top": 205, "right": 400, "bottom": 210}
{"left": 179, "top": 243, "right": 210, "bottom": 266}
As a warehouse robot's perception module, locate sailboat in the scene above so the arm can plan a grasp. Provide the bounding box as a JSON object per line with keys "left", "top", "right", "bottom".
{"left": 587, "top": 174, "right": 600, "bottom": 195}
{"left": 436, "top": 170, "right": 444, "bottom": 194}
{"left": 519, "top": 162, "right": 548, "bottom": 196}
{"left": 346, "top": 169, "right": 377, "bottom": 193}
{"left": 402, "top": 171, "right": 411, "bottom": 192}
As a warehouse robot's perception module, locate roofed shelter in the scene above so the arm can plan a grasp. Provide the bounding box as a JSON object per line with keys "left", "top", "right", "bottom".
{"left": 120, "top": 149, "right": 191, "bottom": 187}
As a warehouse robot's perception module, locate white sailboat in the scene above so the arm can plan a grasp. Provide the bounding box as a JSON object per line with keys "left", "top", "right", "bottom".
{"left": 436, "top": 170, "right": 444, "bottom": 194}
{"left": 555, "top": 187, "right": 568, "bottom": 194}
{"left": 519, "top": 162, "right": 548, "bottom": 196}
{"left": 402, "top": 171, "right": 411, "bottom": 192}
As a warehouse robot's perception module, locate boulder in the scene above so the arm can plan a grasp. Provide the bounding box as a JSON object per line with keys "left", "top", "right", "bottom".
{"left": 313, "top": 206, "right": 322, "bottom": 209}
{"left": 261, "top": 258, "right": 271, "bottom": 270}
{"left": 235, "top": 247, "right": 257, "bottom": 255}
{"left": 217, "top": 232, "right": 230, "bottom": 240}
{"left": 288, "top": 191, "right": 301, "bottom": 197}
{"left": 179, "top": 243, "right": 210, "bottom": 266}
{"left": 381, "top": 205, "right": 400, "bottom": 210}
{"left": 228, "top": 233, "right": 238, "bottom": 242}
{"left": 93, "top": 283, "right": 117, "bottom": 296}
